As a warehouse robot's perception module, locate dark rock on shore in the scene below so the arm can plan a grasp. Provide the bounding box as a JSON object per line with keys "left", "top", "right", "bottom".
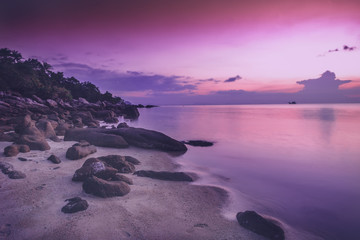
{"left": 47, "top": 154, "right": 61, "bottom": 164}
{"left": 134, "top": 170, "right": 194, "bottom": 182}
{"left": 82, "top": 176, "right": 130, "bottom": 198}
{"left": 66, "top": 141, "right": 97, "bottom": 160}
{"left": 97, "top": 155, "right": 135, "bottom": 173}
{"left": 16, "top": 134, "right": 50, "bottom": 151}
{"left": 35, "top": 119, "right": 60, "bottom": 142}
{"left": 183, "top": 140, "right": 214, "bottom": 147}
{"left": 236, "top": 211, "right": 285, "bottom": 240}
{"left": 123, "top": 156, "right": 141, "bottom": 165}
{"left": 4, "top": 144, "right": 30, "bottom": 157}
{"left": 61, "top": 197, "right": 89, "bottom": 213}
{"left": 0, "top": 162, "right": 14, "bottom": 174}
{"left": 64, "top": 128, "right": 129, "bottom": 148}
{"left": 117, "top": 122, "right": 129, "bottom": 128}
{"left": 72, "top": 158, "right": 117, "bottom": 181}
{"left": 8, "top": 170, "right": 26, "bottom": 179}
{"left": 64, "top": 127, "right": 186, "bottom": 152}
{"left": 122, "top": 105, "right": 139, "bottom": 119}
{"left": 111, "top": 174, "right": 133, "bottom": 185}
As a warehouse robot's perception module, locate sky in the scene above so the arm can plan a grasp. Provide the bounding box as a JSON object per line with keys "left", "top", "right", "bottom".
{"left": 1, "top": 0, "right": 360, "bottom": 104}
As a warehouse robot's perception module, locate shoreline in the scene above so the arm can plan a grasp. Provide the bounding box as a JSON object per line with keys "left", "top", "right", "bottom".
{"left": 0, "top": 139, "right": 265, "bottom": 240}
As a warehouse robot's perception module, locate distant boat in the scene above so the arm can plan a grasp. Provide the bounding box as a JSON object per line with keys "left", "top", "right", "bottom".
{"left": 288, "top": 101, "right": 297, "bottom": 104}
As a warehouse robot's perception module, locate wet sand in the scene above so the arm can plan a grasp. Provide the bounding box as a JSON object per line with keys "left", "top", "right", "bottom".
{"left": 0, "top": 139, "right": 265, "bottom": 240}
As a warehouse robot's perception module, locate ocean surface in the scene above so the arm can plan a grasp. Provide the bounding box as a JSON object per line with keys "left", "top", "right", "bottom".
{"left": 127, "top": 104, "right": 360, "bottom": 240}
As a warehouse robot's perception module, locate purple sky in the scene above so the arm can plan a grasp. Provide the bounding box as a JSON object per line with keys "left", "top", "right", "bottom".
{"left": 1, "top": 0, "right": 360, "bottom": 104}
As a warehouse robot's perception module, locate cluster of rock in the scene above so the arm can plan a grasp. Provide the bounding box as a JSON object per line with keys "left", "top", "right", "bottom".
{"left": 0, "top": 162, "right": 26, "bottom": 179}
{"left": 0, "top": 91, "right": 140, "bottom": 126}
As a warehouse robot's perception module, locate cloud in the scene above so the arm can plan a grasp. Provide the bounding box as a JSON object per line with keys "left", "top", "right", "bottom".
{"left": 327, "top": 45, "right": 357, "bottom": 54}
{"left": 343, "top": 45, "right": 356, "bottom": 51}
{"left": 224, "top": 75, "right": 242, "bottom": 83}
{"left": 53, "top": 62, "right": 197, "bottom": 93}
{"left": 125, "top": 71, "right": 359, "bottom": 105}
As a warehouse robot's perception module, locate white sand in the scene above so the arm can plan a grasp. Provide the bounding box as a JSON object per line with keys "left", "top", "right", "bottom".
{"left": 0, "top": 140, "right": 265, "bottom": 240}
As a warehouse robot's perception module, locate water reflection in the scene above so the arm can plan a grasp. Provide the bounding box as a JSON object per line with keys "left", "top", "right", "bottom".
{"left": 301, "top": 107, "right": 336, "bottom": 142}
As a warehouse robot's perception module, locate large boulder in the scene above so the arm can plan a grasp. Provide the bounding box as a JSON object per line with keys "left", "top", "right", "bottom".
{"left": 64, "top": 128, "right": 128, "bottom": 148}
{"left": 55, "top": 121, "right": 72, "bottom": 136}
{"left": 97, "top": 155, "right": 135, "bottom": 173}
{"left": 47, "top": 154, "right": 61, "bottom": 164}
{"left": 72, "top": 158, "right": 117, "bottom": 181}
{"left": 3, "top": 144, "right": 30, "bottom": 157}
{"left": 111, "top": 174, "right": 133, "bottom": 185}
{"left": 61, "top": 197, "right": 89, "bottom": 213}
{"left": 122, "top": 105, "right": 139, "bottom": 119}
{"left": 36, "top": 119, "right": 60, "bottom": 142}
{"left": 14, "top": 115, "right": 50, "bottom": 151}
{"left": 0, "top": 162, "right": 14, "bottom": 174}
{"left": 133, "top": 170, "right": 194, "bottom": 182}
{"left": 65, "top": 127, "right": 187, "bottom": 152}
{"left": 66, "top": 141, "right": 97, "bottom": 160}
{"left": 82, "top": 176, "right": 130, "bottom": 198}
{"left": 16, "top": 134, "right": 50, "bottom": 151}
{"left": 236, "top": 211, "right": 285, "bottom": 240}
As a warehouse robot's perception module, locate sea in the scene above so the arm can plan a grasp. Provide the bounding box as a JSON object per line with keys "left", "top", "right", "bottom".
{"left": 122, "top": 104, "right": 360, "bottom": 240}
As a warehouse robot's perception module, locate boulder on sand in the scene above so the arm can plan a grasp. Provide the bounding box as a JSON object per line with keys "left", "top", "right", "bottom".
{"left": 236, "top": 211, "right": 285, "bottom": 240}
{"left": 182, "top": 140, "right": 214, "bottom": 147}
{"left": 82, "top": 176, "right": 130, "bottom": 198}
{"left": 65, "top": 127, "right": 187, "bottom": 152}
{"left": 97, "top": 155, "right": 135, "bottom": 173}
{"left": 64, "top": 128, "right": 128, "bottom": 148}
{"left": 111, "top": 174, "right": 133, "bottom": 185}
{"left": 72, "top": 158, "right": 117, "bottom": 181}
{"left": 8, "top": 170, "right": 26, "bottom": 179}
{"left": 66, "top": 141, "right": 97, "bottom": 160}
{"left": 134, "top": 170, "right": 194, "bottom": 182}
{"left": 35, "top": 119, "right": 60, "bottom": 142}
{"left": 47, "top": 154, "right": 61, "bottom": 164}
{"left": 61, "top": 197, "right": 89, "bottom": 213}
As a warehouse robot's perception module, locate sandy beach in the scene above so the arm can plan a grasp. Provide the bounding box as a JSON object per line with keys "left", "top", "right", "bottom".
{"left": 0, "top": 139, "right": 265, "bottom": 240}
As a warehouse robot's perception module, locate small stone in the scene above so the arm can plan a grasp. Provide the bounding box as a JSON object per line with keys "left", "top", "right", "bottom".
{"left": 47, "top": 154, "right": 61, "bottom": 164}
{"left": 8, "top": 170, "right": 26, "bottom": 179}
{"left": 4, "top": 145, "right": 19, "bottom": 157}
{"left": 61, "top": 197, "right": 89, "bottom": 213}
{"left": 18, "top": 157, "right": 28, "bottom": 161}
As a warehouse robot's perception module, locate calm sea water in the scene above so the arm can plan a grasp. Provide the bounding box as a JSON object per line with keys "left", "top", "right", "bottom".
{"left": 127, "top": 104, "right": 360, "bottom": 240}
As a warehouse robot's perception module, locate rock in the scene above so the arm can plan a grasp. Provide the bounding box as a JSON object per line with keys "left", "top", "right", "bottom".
{"left": 16, "top": 134, "right": 50, "bottom": 151}
{"left": 18, "top": 157, "right": 28, "bottom": 161}
{"left": 18, "top": 144, "right": 30, "bottom": 153}
{"left": 36, "top": 119, "right": 60, "bottom": 142}
{"left": 47, "top": 154, "right": 61, "bottom": 164}
{"left": 134, "top": 170, "right": 194, "bottom": 182}
{"left": 14, "top": 115, "right": 50, "bottom": 151}
{"left": 111, "top": 174, "right": 133, "bottom": 185}
{"left": 104, "top": 116, "right": 119, "bottom": 123}
{"left": 92, "top": 110, "right": 116, "bottom": 120}
{"left": 183, "top": 140, "right": 214, "bottom": 147}
{"left": 97, "top": 155, "right": 135, "bottom": 173}
{"left": 8, "top": 170, "right": 26, "bottom": 179}
{"left": 46, "top": 99, "right": 58, "bottom": 108}
{"left": 61, "top": 197, "right": 89, "bottom": 213}
{"left": 4, "top": 144, "right": 19, "bottom": 157}
{"left": 0, "top": 224, "right": 11, "bottom": 239}
{"left": 236, "top": 211, "right": 285, "bottom": 240}
{"left": 124, "top": 156, "right": 141, "bottom": 165}
{"left": 0, "top": 132, "right": 18, "bottom": 142}
{"left": 64, "top": 128, "right": 129, "bottom": 148}
{"left": 82, "top": 176, "right": 130, "bottom": 198}
{"left": 122, "top": 105, "right": 139, "bottom": 119}
{"left": 0, "top": 162, "right": 14, "bottom": 174}
{"left": 66, "top": 141, "right": 97, "bottom": 160}
{"left": 105, "top": 127, "right": 187, "bottom": 152}
{"left": 72, "top": 117, "right": 84, "bottom": 128}
{"left": 72, "top": 111, "right": 99, "bottom": 127}
{"left": 72, "top": 158, "right": 117, "bottom": 181}
{"left": 55, "top": 121, "right": 71, "bottom": 136}
{"left": 117, "top": 122, "right": 129, "bottom": 128}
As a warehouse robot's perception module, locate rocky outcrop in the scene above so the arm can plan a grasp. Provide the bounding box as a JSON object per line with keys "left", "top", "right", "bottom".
{"left": 61, "top": 197, "right": 89, "bottom": 213}
{"left": 116, "top": 122, "right": 129, "bottom": 128}
{"left": 0, "top": 162, "right": 26, "bottom": 179}
{"left": 47, "top": 154, "right": 61, "bottom": 164}
{"left": 82, "top": 176, "right": 130, "bottom": 198}
{"left": 72, "top": 158, "right": 117, "bottom": 181}
{"left": 64, "top": 128, "right": 129, "bottom": 149}
{"left": 97, "top": 155, "right": 135, "bottom": 173}
{"left": 65, "top": 127, "right": 187, "bottom": 152}
{"left": 35, "top": 119, "right": 60, "bottom": 142}
{"left": 66, "top": 141, "right": 97, "bottom": 160}
{"left": 4, "top": 144, "right": 30, "bottom": 157}
{"left": 236, "top": 211, "right": 285, "bottom": 240}
{"left": 134, "top": 170, "right": 194, "bottom": 182}
{"left": 182, "top": 140, "right": 214, "bottom": 147}
{"left": 111, "top": 174, "right": 133, "bottom": 185}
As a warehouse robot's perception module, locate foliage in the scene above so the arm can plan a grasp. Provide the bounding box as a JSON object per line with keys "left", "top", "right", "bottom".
{"left": 0, "top": 48, "right": 123, "bottom": 103}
